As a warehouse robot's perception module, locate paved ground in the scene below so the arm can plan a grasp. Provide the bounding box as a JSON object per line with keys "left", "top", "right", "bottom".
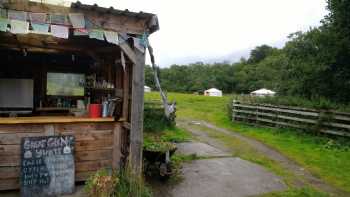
{"left": 1, "top": 185, "right": 86, "bottom": 197}
{"left": 169, "top": 119, "right": 349, "bottom": 197}
{"left": 163, "top": 157, "right": 286, "bottom": 197}
{"left": 151, "top": 122, "right": 288, "bottom": 197}
{"left": 176, "top": 142, "right": 231, "bottom": 157}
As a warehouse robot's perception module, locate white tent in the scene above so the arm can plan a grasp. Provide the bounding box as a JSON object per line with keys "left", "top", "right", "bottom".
{"left": 144, "top": 86, "right": 151, "bottom": 93}
{"left": 204, "top": 88, "right": 223, "bottom": 97}
{"left": 250, "top": 88, "right": 276, "bottom": 97}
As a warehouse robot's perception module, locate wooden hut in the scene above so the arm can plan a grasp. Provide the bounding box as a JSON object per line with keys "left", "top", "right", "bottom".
{"left": 0, "top": 0, "right": 159, "bottom": 191}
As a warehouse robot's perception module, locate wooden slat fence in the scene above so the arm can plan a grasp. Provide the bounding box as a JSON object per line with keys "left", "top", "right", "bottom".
{"left": 232, "top": 101, "right": 350, "bottom": 137}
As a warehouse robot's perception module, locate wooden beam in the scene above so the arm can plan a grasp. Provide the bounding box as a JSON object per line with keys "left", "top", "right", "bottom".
{"left": 119, "top": 42, "right": 137, "bottom": 65}
{"left": 129, "top": 49, "right": 145, "bottom": 175}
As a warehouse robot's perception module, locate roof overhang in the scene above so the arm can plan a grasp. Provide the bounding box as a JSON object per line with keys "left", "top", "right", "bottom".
{"left": 0, "top": 0, "right": 159, "bottom": 35}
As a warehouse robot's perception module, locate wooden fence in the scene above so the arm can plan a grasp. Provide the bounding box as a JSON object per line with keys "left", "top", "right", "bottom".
{"left": 232, "top": 101, "right": 350, "bottom": 137}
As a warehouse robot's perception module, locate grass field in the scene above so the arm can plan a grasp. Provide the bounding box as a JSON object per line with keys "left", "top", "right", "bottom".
{"left": 144, "top": 92, "right": 350, "bottom": 194}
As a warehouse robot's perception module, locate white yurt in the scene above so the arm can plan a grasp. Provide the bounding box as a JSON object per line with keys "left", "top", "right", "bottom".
{"left": 250, "top": 88, "right": 276, "bottom": 97}
{"left": 204, "top": 88, "right": 223, "bottom": 97}
{"left": 144, "top": 86, "right": 151, "bottom": 93}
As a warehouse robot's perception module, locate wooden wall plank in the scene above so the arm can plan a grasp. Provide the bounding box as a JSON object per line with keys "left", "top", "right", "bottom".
{"left": 60, "top": 130, "right": 113, "bottom": 141}
{"left": 76, "top": 160, "right": 112, "bottom": 172}
{"left": 0, "top": 125, "right": 44, "bottom": 134}
{"left": 76, "top": 150, "right": 112, "bottom": 162}
{"left": 0, "top": 167, "right": 20, "bottom": 179}
{"left": 0, "top": 178, "right": 19, "bottom": 191}
{"left": 76, "top": 171, "right": 95, "bottom": 182}
{"left": 0, "top": 145, "right": 20, "bottom": 156}
{"left": 0, "top": 132, "right": 47, "bottom": 145}
{"left": 0, "top": 155, "right": 20, "bottom": 167}
{"left": 75, "top": 139, "right": 113, "bottom": 151}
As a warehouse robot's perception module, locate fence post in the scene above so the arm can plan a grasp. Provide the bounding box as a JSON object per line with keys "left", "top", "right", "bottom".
{"left": 232, "top": 100, "right": 237, "bottom": 121}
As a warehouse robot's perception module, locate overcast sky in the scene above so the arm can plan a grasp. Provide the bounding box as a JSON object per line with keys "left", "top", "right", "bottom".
{"left": 75, "top": 0, "right": 328, "bottom": 67}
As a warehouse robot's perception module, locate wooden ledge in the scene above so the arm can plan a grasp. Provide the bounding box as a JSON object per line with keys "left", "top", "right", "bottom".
{"left": 0, "top": 116, "right": 115, "bottom": 124}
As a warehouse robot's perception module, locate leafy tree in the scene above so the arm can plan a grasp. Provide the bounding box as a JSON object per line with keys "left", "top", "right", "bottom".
{"left": 247, "top": 45, "right": 277, "bottom": 64}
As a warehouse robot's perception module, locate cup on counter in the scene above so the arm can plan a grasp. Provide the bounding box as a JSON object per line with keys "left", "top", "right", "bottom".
{"left": 88, "top": 104, "right": 102, "bottom": 118}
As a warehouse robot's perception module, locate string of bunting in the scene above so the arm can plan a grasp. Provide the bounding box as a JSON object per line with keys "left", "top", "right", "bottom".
{"left": 0, "top": 7, "right": 148, "bottom": 53}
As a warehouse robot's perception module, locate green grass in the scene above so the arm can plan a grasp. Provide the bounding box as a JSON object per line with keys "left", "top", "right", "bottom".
{"left": 144, "top": 92, "right": 350, "bottom": 193}
{"left": 261, "top": 188, "right": 328, "bottom": 197}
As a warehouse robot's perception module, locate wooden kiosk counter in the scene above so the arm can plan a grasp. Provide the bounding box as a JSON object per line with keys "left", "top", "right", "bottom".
{"left": 0, "top": 0, "right": 159, "bottom": 191}
{"left": 0, "top": 117, "right": 121, "bottom": 190}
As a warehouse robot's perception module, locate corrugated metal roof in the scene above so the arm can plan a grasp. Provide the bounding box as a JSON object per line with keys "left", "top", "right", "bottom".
{"left": 71, "top": 1, "right": 159, "bottom": 34}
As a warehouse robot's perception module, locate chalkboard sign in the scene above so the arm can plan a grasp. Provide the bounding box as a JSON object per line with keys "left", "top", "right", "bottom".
{"left": 20, "top": 136, "right": 75, "bottom": 197}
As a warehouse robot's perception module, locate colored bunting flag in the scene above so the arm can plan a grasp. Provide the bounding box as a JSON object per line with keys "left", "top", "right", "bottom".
{"left": 85, "top": 19, "right": 94, "bottom": 29}
{"left": 50, "top": 14, "right": 68, "bottom": 25}
{"left": 89, "top": 29, "right": 104, "bottom": 41}
{"left": 0, "top": 18, "right": 8, "bottom": 32}
{"left": 51, "top": 24, "right": 69, "bottom": 39}
{"left": 74, "top": 28, "right": 88, "bottom": 36}
{"left": 140, "top": 33, "right": 149, "bottom": 48}
{"left": 29, "top": 12, "right": 47, "bottom": 24}
{"left": 10, "top": 20, "right": 29, "bottom": 34}
{"left": 68, "top": 13, "right": 85, "bottom": 29}
{"left": 118, "top": 32, "right": 129, "bottom": 44}
{"left": 31, "top": 23, "right": 50, "bottom": 34}
{"left": 104, "top": 31, "right": 119, "bottom": 45}
{"left": 0, "top": 8, "right": 7, "bottom": 18}
{"left": 133, "top": 37, "right": 145, "bottom": 53}
{"left": 8, "top": 10, "right": 27, "bottom": 21}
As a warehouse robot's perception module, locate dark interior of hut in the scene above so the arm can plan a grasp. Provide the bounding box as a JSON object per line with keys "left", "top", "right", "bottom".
{"left": 0, "top": 34, "right": 126, "bottom": 118}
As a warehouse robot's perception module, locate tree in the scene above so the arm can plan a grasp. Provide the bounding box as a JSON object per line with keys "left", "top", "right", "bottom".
{"left": 247, "top": 45, "right": 277, "bottom": 64}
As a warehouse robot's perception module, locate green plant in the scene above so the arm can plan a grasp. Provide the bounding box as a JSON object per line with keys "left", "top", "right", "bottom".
{"left": 115, "top": 169, "right": 153, "bottom": 197}
{"left": 85, "top": 168, "right": 153, "bottom": 197}
{"left": 85, "top": 169, "right": 117, "bottom": 197}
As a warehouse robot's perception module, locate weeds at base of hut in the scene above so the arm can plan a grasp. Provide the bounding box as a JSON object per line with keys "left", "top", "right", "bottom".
{"left": 84, "top": 168, "right": 153, "bottom": 197}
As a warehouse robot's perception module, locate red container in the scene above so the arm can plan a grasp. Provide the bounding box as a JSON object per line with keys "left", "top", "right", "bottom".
{"left": 89, "top": 104, "right": 102, "bottom": 118}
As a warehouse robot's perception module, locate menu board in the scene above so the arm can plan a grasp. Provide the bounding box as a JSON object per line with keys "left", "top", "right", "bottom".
{"left": 20, "top": 136, "right": 75, "bottom": 197}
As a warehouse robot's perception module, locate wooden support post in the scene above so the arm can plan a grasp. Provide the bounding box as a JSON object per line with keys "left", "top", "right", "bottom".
{"left": 112, "top": 123, "right": 122, "bottom": 169}
{"left": 122, "top": 63, "right": 130, "bottom": 120}
{"left": 129, "top": 49, "right": 145, "bottom": 175}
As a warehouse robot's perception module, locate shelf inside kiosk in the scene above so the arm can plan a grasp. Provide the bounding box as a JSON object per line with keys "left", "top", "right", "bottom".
{"left": 0, "top": 48, "right": 121, "bottom": 120}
